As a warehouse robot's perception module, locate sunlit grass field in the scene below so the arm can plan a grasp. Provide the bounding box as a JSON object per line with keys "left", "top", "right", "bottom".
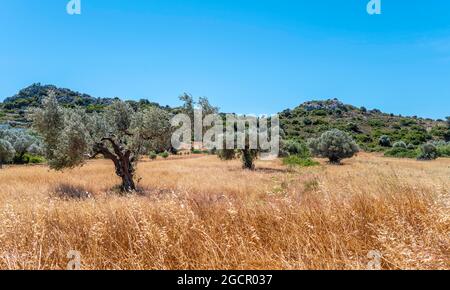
{"left": 0, "top": 153, "right": 448, "bottom": 269}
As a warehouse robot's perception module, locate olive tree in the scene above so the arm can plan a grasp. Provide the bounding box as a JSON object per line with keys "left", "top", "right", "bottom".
{"left": 0, "top": 139, "right": 15, "bottom": 169}
{"left": 417, "top": 143, "right": 438, "bottom": 161}
{"left": 445, "top": 116, "right": 450, "bottom": 142}
{"left": 217, "top": 116, "right": 279, "bottom": 170}
{"left": 32, "top": 94, "right": 172, "bottom": 192}
{"left": 0, "top": 127, "right": 43, "bottom": 163}
{"left": 378, "top": 135, "right": 391, "bottom": 147}
{"left": 308, "top": 129, "right": 359, "bottom": 164}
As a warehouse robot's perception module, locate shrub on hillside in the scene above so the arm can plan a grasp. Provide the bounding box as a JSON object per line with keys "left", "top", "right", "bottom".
{"left": 160, "top": 151, "right": 169, "bottom": 159}
{"left": 283, "top": 140, "right": 311, "bottom": 158}
{"left": 407, "top": 143, "right": 416, "bottom": 150}
{"left": 378, "top": 135, "right": 391, "bottom": 147}
{"left": 431, "top": 141, "right": 450, "bottom": 157}
{"left": 437, "top": 145, "right": 450, "bottom": 157}
{"left": 308, "top": 129, "right": 359, "bottom": 164}
{"left": 392, "top": 141, "right": 407, "bottom": 149}
{"left": 417, "top": 144, "right": 438, "bottom": 161}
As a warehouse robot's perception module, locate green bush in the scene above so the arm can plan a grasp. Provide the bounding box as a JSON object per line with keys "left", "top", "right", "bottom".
{"left": 160, "top": 151, "right": 170, "bottom": 159}
{"left": 384, "top": 148, "right": 417, "bottom": 159}
{"left": 437, "top": 144, "right": 450, "bottom": 157}
{"left": 378, "top": 135, "right": 391, "bottom": 147}
{"left": 404, "top": 130, "right": 431, "bottom": 145}
{"left": 417, "top": 144, "right": 438, "bottom": 161}
{"left": 312, "top": 109, "right": 327, "bottom": 116}
{"left": 407, "top": 143, "right": 416, "bottom": 150}
{"left": 283, "top": 140, "right": 311, "bottom": 158}
{"left": 192, "top": 149, "right": 203, "bottom": 154}
{"left": 392, "top": 141, "right": 407, "bottom": 149}
{"left": 282, "top": 155, "right": 319, "bottom": 167}
{"left": 26, "top": 154, "right": 46, "bottom": 164}
{"left": 149, "top": 151, "right": 157, "bottom": 160}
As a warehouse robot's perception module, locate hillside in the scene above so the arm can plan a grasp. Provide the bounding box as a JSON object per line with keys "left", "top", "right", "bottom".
{"left": 0, "top": 84, "right": 166, "bottom": 126}
{"left": 280, "top": 99, "right": 449, "bottom": 151}
{"left": 1, "top": 85, "right": 449, "bottom": 150}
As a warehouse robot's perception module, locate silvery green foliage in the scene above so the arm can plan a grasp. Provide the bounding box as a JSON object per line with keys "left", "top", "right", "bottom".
{"left": 32, "top": 94, "right": 172, "bottom": 191}
{"left": 393, "top": 141, "right": 407, "bottom": 149}
{"left": 417, "top": 143, "right": 438, "bottom": 161}
{"left": 308, "top": 129, "right": 359, "bottom": 164}
{"left": 0, "top": 139, "right": 15, "bottom": 167}
{"left": 46, "top": 108, "right": 91, "bottom": 170}
{"left": 0, "top": 125, "right": 43, "bottom": 158}
{"left": 131, "top": 106, "right": 173, "bottom": 154}
{"left": 379, "top": 135, "right": 391, "bottom": 147}
{"left": 32, "top": 93, "right": 65, "bottom": 162}
{"left": 33, "top": 96, "right": 172, "bottom": 168}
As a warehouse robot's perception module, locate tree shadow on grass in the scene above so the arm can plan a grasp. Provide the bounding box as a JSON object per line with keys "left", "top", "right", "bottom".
{"left": 52, "top": 183, "right": 93, "bottom": 200}
{"left": 255, "top": 167, "right": 291, "bottom": 174}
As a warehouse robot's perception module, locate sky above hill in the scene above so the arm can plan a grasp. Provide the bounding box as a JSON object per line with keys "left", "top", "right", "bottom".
{"left": 1, "top": 0, "right": 450, "bottom": 119}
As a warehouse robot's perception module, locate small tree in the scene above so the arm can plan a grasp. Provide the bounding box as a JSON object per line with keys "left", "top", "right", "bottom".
{"left": 216, "top": 117, "right": 279, "bottom": 170}
{"left": 240, "top": 148, "right": 258, "bottom": 170}
{"left": 379, "top": 135, "right": 391, "bottom": 147}
{"left": 308, "top": 129, "right": 359, "bottom": 164}
{"left": 417, "top": 143, "right": 438, "bottom": 161}
{"left": 445, "top": 117, "right": 450, "bottom": 142}
{"left": 161, "top": 151, "right": 169, "bottom": 159}
{"left": 282, "top": 139, "right": 310, "bottom": 158}
{"left": 0, "top": 139, "right": 15, "bottom": 169}
{"left": 149, "top": 151, "right": 157, "bottom": 160}
{"left": 32, "top": 94, "right": 172, "bottom": 192}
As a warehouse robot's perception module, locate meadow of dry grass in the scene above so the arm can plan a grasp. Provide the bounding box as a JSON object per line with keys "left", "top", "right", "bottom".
{"left": 0, "top": 153, "right": 448, "bottom": 270}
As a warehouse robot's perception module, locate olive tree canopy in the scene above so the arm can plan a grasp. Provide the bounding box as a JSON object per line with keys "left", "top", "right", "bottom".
{"left": 0, "top": 126, "right": 43, "bottom": 162}
{"left": 32, "top": 94, "right": 172, "bottom": 192}
{"left": 308, "top": 129, "right": 359, "bottom": 164}
{"left": 0, "top": 139, "right": 15, "bottom": 168}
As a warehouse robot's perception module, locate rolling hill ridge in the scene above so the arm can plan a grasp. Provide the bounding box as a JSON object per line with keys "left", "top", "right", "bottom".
{"left": 1, "top": 84, "right": 449, "bottom": 151}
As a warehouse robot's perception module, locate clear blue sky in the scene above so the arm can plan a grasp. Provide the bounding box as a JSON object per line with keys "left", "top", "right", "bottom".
{"left": 1, "top": 1, "right": 449, "bottom": 119}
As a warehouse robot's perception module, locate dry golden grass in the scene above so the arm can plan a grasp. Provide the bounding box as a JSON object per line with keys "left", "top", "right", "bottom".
{"left": 0, "top": 153, "right": 448, "bottom": 270}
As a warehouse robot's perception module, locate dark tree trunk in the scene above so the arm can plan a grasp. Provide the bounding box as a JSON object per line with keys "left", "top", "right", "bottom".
{"left": 115, "top": 153, "right": 136, "bottom": 192}
{"left": 242, "top": 149, "right": 255, "bottom": 170}
{"left": 92, "top": 137, "right": 137, "bottom": 193}
{"left": 328, "top": 156, "right": 341, "bottom": 165}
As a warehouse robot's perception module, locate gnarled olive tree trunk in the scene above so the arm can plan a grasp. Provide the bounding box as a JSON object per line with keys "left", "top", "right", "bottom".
{"left": 92, "top": 138, "right": 137, "bottom": 192}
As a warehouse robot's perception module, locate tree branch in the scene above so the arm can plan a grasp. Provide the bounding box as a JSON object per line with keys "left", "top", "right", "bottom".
{"left": 101, "top": 137, "right": 124, "bottom": 158}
